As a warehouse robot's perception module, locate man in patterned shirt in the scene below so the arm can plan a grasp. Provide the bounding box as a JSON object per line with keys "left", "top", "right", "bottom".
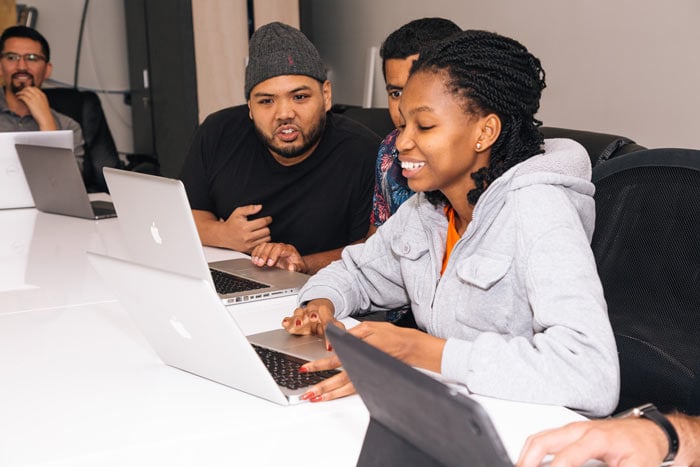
{"left": 368, "top": 18, "right": 461, "bottom": 236}
{"left": 363, "top": 19, "right": 461, "bottom": 325}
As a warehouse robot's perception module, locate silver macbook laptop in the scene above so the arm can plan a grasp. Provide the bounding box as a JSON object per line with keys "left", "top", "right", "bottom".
{"left": 0, "top": 130, "right": 73, "bottom": 209}
{"left": 103, "top": 167, "right": 308, "bottom": 305}
{"left": 87, "top": 251, "right": 337, "bottom": 405}
{"left": 15, "top": 144, "right": 117, "bottom": 219}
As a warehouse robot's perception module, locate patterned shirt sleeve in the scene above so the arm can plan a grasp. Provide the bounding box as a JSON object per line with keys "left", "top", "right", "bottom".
{"left": 371, "top": 130, "right": 395, "bottom": 226}
{"left": 371, "top": 129, "right": 415, "bottom": 227}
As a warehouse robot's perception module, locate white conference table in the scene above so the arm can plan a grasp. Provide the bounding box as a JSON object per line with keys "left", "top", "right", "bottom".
{"left": 0, "top": 204, "right": 591, "bottom": 466}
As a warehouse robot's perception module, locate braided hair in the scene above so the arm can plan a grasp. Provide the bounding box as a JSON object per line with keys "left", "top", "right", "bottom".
{"left": 410, "top": 30, "right": 546, "bottom": 206}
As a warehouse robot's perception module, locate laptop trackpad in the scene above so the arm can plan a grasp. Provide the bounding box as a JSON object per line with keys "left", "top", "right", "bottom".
{"left": 247, "top": 329, "right": 334, "bottom": 362}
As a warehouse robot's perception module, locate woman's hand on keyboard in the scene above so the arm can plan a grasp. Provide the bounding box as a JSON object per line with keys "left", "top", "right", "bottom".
{"left": 297, "top": 321, "right": 447, "bottom": 402}
{"left": 299, "top": 364, "right": 355, "bottom": 403}
{"left": 282, "top": 299, "right": 344, "bottom": 351}
{"left": 283, "top": 299, "right": 356, "bottom": 403}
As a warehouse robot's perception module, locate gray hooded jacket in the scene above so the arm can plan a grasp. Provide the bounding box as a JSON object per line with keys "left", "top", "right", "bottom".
{"left": 299, "top": 138, "right": 620, "bottom": 417}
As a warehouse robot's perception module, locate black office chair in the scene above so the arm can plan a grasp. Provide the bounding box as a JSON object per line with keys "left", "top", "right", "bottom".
{"left": 44, "top": 87, "right": 123, "bottom": 193}
{"left": 541, "top": 126, "right": 646, "bottom": 167}
{"left": 591, "top": 148, "right": 700, "bottom": 415}
{"left": 332, "top": 104, "right": 395, "bottom": 139}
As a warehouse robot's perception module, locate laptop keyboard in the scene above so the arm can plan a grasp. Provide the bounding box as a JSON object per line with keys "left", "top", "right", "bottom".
{"left": 252, "top": 344, "right": 339, "bottom": 390}
{"left": 210, "top": 268, "right": 269, "bottom": 295}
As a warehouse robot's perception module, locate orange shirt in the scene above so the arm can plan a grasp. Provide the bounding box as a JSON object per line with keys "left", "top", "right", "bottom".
{"left": 441, "top": 206, "right": 461, "bottom": 275}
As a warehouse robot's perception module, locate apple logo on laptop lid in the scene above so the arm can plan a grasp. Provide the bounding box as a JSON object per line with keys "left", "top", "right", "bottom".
{"left": 169, "top": 316, "right": 192, "bottom": 340}
{"left": 150, "top": 221, "right": 163, "bottom": 245}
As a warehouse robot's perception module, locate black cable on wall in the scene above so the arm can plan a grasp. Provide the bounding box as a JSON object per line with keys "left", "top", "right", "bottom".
{"left": 247, "top": 0, "right": 254, "bottom": 38}
{"left": 73, "top": 0, "right": 90, "bottom": 88}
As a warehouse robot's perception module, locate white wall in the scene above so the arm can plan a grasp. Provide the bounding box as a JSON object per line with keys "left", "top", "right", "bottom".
{"left": 192, "top": 0, "right": 249, "bottom": 122}
{"left": 30, "top": 0, "right": 133, "bottom": 154}
{"left": 304, "top": 0, "right": 700, "bottom": 150}
{"left": 191, "top": 0, "right": 300, "bottom": 122}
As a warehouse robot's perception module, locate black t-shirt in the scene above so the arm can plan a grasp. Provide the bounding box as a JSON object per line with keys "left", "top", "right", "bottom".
{"left": 180, "top": 105, "right": 380, "bottom": 256}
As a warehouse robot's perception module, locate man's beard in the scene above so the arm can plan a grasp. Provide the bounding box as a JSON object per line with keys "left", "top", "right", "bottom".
{"left": 10, "top": 72, "right": 35, "bottom": 94}
{"left": 256, "top": 113, "right": 326, "bottom": 159}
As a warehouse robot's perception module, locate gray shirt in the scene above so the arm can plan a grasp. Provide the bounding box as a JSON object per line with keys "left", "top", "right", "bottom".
{"left": 0, "top": 90, "right": 85, "bottom": 170}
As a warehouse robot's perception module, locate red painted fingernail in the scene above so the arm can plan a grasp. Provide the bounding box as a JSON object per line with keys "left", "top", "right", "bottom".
{"left": 301, "top": 392, "right": 314, "bottom": 400}
{"left": 310, "top": 395, "right": 323, "bottom": 403}
{"left": 298, "top": 366, "right": 308, "bottom": 373}
{"left": 327, "top": 344, "right": 333, "bottom": 352}
{"left": 295, "top": 319, "right": 302, "bottom": 326}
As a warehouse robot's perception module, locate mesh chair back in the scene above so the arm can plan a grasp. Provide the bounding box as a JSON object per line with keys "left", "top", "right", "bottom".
{"left": 591, "top": 148, "right": 700, "bottom": 414}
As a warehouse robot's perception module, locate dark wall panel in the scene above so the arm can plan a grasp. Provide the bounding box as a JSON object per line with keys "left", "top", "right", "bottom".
{"left": 124, "top": 0, "right": 198, "bottom": 177}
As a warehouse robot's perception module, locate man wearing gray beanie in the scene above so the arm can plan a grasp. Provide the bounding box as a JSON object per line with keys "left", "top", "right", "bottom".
{"left": 244, "top": 22, "right": 327, "bottom": 99}
{"left": 181, "top": 22, "right": 380, "bottom": 275}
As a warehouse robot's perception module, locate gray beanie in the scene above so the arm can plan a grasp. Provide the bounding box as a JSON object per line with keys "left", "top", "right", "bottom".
{"left": 245, "top": 22, "right": 327, "bottom": 98}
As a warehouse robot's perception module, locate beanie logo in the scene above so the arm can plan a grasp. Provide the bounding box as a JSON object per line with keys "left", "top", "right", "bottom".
{"left": 287, "top": 54, "right": 295, "bottom": 66}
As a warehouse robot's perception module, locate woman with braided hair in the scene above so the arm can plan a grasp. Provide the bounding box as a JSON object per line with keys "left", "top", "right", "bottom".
{"left": 281, "top": 30, "right": 619, "bottom": 416}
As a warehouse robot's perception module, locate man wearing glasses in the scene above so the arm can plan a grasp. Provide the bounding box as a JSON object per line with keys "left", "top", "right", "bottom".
{"left": 0, "top": 26, "right": 84, "bottom": 168}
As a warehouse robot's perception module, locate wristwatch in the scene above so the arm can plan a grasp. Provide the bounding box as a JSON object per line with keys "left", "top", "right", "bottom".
{"left": 617, "top": 403, "right": 679, "bottom": 466}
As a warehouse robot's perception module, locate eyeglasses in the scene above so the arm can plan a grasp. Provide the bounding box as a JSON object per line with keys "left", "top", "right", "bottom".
{"left": 0, "top": 52, "right": 47, "bottom": 64}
